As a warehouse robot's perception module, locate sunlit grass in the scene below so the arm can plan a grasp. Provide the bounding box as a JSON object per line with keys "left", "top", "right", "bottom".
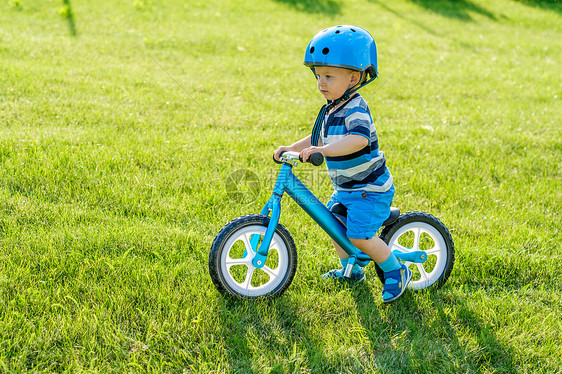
{"left": 0, "top": 0, "right": 560, "bottom": 372}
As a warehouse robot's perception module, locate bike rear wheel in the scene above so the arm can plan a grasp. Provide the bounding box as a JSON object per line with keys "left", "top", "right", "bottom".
{"left": 209, "top": 214, "right": 297, "bottom": 299}
{"left": 376, "top": 212, "right": 454, "bottom": 290}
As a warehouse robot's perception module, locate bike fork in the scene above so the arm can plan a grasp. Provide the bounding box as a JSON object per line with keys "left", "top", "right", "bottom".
{"left": 243, "top": 193, "right": 282, "bottom": 269}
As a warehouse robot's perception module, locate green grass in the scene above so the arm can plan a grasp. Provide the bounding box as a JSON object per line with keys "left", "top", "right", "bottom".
{"left": 1, "top": 0, "right": 561, "bottom": 372}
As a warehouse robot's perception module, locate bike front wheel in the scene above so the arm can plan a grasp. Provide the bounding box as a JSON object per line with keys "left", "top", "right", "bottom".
{"left": 209, "top": 214, "right": 297, "bottom": 299}
{"left": 376, "top": 212, "right": 455, "bottom": 291}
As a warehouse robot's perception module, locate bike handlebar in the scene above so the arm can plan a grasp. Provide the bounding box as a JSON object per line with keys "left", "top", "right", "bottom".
{"left": 273, "top": 151, "right": 324, "bottom": 166}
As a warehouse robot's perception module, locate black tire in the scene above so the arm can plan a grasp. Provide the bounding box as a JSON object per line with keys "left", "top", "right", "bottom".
{"left": 209, "top": 214, "right": 297, "bottom": 299}
{"left": 375, "top": 212, "right": 455, "bottom": 291}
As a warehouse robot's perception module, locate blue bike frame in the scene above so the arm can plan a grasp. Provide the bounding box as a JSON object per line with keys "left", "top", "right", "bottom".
{"left": 250, "top": 163, "right": 362, "bottom": 269}
{"left": 249, "top": 159, "right": 427, "bottom": 272}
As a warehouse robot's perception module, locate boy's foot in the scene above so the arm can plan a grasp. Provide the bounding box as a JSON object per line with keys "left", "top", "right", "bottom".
{"left": 322, "top": 268, "right": 365, "bottom": 283}
{"left": 382, "top": 264, "right": 412, "bottom": 303}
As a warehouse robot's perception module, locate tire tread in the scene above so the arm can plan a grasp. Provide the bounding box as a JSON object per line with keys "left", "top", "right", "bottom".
{"left": 376, "top": 211, "right": 455, "bottom": 290}
{"left": 209, "top": 214, "right": 297, "bottom": 299}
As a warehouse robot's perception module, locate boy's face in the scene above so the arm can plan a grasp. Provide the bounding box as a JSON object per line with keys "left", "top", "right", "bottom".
{"left": 314, "top": 66, "right": 360, "bottom": 101}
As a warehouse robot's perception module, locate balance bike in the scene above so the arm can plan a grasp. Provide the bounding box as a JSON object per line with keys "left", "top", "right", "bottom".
{"left": 209, "top": 151, "right": 454, "bottom": 299}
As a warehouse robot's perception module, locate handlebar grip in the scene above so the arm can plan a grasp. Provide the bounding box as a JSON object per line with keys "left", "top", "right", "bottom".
{"left": 307, "top": 153, "right": 324, "bottom": 166}
{"left": 273, "top": 151, "right": 323, "bottom": 166}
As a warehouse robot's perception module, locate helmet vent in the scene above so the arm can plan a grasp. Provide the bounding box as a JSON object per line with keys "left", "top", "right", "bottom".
{"left": 335, "top": 30, "right": 340, "bottom": 34}
{"left": 310, "top": 47, "right": 315, "bottom": 54}
{"left": 350, "top": 28, "right": 356, "bottom": 32}
{"left": 322, "top": 47, "right": 330, "bottom": 55}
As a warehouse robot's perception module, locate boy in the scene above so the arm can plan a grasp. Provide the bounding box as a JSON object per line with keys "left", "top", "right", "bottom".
{"left": 274, "top": 25, "right": 411, "bottom": 303}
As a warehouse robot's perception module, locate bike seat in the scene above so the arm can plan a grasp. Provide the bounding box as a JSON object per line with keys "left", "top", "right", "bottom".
{"left": 330, "top": 203, "right": 400, "bottom": 227}
{"left": 384, "top": 207, "right": 400, "bottom": 226}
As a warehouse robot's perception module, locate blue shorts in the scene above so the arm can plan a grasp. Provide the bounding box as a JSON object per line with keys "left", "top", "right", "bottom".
{"left": 326, "top": 186, "right": 395, "bottom": 240}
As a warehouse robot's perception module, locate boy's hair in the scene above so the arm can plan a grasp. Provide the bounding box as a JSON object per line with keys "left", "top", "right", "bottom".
{"left": 358, "top": 71, "right": 369, "bottom": 86}
{"left": 350, "top": 70, "right": 368, "bottom": 91}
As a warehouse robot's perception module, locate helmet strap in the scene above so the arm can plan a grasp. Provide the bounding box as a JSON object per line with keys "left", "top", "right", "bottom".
{"left": 310, "top": 73, "right": 376, "bottom": 146}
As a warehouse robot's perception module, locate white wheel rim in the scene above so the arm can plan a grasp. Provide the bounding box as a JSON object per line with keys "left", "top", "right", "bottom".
{"left": 220, "top": 225, "right": 289, "bottom": 297}
{"left": 388, "top": 222, "right": 448, "bottom": 290}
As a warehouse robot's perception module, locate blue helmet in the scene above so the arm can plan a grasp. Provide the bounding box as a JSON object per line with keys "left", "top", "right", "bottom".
{"left": 304, "top": 25, "right": 378, "bottom": 79}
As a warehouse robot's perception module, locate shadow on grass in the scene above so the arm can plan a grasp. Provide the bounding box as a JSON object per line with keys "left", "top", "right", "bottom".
{"left": 349, "top": 285, "right": 517, "bottom": 372}
{"left": 368, "top": 0, "right": 492, "bottom": 54}
{"left": 272, "top": 0, "right": 342, "bottom": 15}
{"left": 214, "top": 283, "right": 516, "bottom": 372}
{"left": 407, "top": 0, "right": 498, "bottom": 21}
{"left": 368, "top": 0, "right": 440, "bottom": 37}
{"left": 429, "top": 293, "right": 517, "bottom": 372}
{"left": 61, "top": 0, "right": 77, "bottom": 36}
{"left": 512, "top": 0, "right": 561, "bottom": 13}
{"left": 216, "top": 296, "right": 331, "bottom": 373}
{"left": 348, "top": 284, "right": 417, "bottom": 372}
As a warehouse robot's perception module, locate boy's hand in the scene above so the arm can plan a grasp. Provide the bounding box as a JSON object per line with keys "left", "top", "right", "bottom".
{"left": 300, "top": 146, "right": 324, "bottom": 163}
{"left": 274, "top": 146, "right": 291, "bottom": 161}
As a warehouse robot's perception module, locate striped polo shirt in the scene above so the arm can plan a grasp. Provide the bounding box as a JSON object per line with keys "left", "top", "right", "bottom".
{"left": 320, "top": 94, "right": 393, "bottom": 192}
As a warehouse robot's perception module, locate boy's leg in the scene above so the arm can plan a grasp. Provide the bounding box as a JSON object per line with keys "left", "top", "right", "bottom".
{"left": 321, "top": 240, "right": 364, "bottom": 282}
{"left": 349, "top": 236, "right": 392, "bottom": 264}
{"left": 332, "top": 239, "right": 362, "bottom": 274}
{"left": 350, "top": 237, "right": 412, "bottom": 303}
{"left": 331, "top": 239, "right": 350, "bottom": 260}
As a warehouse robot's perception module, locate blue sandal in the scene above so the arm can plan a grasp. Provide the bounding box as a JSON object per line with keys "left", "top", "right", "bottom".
{"left": 382, "top": 264, "right": 412, "bottom": 303}
{"left": 322, "top": 268, "right": 365, "bottom": 283}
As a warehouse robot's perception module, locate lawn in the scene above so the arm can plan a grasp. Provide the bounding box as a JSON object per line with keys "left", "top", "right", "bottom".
{"left": 0, "top": 0, "right": 561, "bottom": 372}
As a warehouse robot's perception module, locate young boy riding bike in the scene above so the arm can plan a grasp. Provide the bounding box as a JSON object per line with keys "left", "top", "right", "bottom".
{"left": 274, "top": 25, "right": 412, "bottom": 303}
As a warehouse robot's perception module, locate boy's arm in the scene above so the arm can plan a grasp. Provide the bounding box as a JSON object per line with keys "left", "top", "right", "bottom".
{"left": 301, "top": 134, "right": 368, "bottom": 162}
{"left": 288, "top": 135, "right": 313, "bottom": 152}
{"left": 274, "top": 135, "right": 316, "bottom": 161}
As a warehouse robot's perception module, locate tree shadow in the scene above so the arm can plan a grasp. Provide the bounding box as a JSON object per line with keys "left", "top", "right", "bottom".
{"left": 368, "top": 0, "right": 440, "bottom": 37}
{"left": 272, "top": 0, "right": 342, "bottom": 15}
{"left": 61, "top": 0, "right": 77, "bottom": 36}
{"left": 512, "top": 0, "right": 561, "bottom": 13}
{"left": 408, "top": 0, "right": 498, "bottom": 22}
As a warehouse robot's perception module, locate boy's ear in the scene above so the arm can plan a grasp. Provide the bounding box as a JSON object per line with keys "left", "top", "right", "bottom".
{"left": 350, "top": 71, "right": 361, "bottom": 86}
